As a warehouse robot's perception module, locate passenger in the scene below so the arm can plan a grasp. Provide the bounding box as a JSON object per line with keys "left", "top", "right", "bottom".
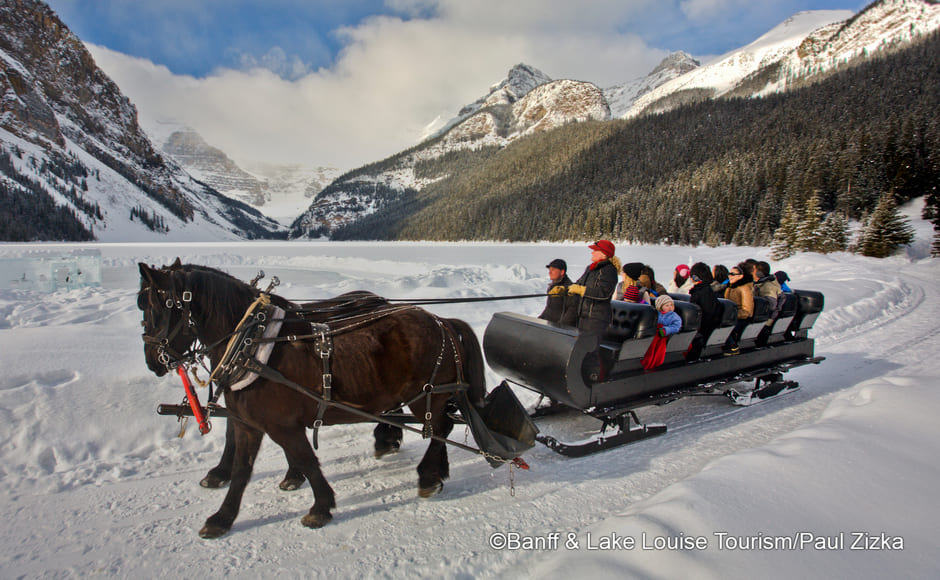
{"left": 754, "top": 261, "right": 783, "bottom": 346}
{"left": 654, "top": 295, "right": 682, "bottom": 336}
{"left": 774, "top": 270, "right": 792, "bottom": 293}
{"left": 666, "top": 264, "right": 694, "bottom": 294}
{"left": 621, "top": 285, "right": 647, "bottom": 304}
{"left": 723, "top": 263, "right": 754, "bottom": 355}
{"left": 538, "top": 258, "right": 578, "bottom": 326}
{"left": 639, "top": 265, "right": 667, "bottom": 298}
{"left": 711, "top": 264, "right": 729, "bottom": 294}
{"left": 557, "top": 240, "right": 620, "bottom": 381}
{"left": 614, "top": 261, "right": 650, "bottom": 304}
{"left": 685, "top": 262, "right": 722, "bottom": 361}
{"left": 642, "top": 295, "right": 681, "bottom": 370}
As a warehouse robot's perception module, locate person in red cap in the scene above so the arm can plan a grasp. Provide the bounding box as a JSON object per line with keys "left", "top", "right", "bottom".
{"left": 551, "top": 240, "right": 620, "bottom": 381}
{"left": 667, "top": 263, "right": 694, "bottom": 294}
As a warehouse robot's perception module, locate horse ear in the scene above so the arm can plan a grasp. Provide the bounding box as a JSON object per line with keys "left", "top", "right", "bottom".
{"left": 139, "top": 262, "right": 170, "bottom": 287}
{"left": 171, "top": 257, "right": 182, "bottom": 268}
{"left": 139, "top": 262, "right": 154, "bottom": 282}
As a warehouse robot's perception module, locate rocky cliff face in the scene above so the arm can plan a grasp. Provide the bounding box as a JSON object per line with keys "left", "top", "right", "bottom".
{"left": 0, "top": 0, "right": 283, "bottom": 240}
{"left": 161, "top": 128, "right": 267, "bottom": 206}
{"left": 148, "top": 122, "right": 340, "bottom": 225}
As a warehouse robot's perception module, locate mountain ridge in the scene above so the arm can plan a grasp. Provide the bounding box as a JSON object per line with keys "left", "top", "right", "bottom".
{"left": 0, "top": 0, "right": 285, "bottom": 241}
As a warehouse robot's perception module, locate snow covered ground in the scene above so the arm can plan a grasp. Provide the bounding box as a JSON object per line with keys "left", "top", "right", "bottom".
{"left": 0, "top": 209, "right": 937, "bottom": 578}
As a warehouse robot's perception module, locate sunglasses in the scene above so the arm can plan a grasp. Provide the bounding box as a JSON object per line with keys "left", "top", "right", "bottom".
{"left": 730, "top": 271, "right": 742, "bottom": 276}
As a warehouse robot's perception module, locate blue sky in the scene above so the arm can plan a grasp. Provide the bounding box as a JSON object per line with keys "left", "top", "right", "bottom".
{"left": 43, "top": 0, "right": 870, "bottom": 169}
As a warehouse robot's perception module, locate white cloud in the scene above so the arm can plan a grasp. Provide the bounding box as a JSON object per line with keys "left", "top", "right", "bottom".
{"left": 680, "top": 0, "right": 753, "bottom": 22}
{"left": 87, "top": 1, "right": 678, "bottom": 170}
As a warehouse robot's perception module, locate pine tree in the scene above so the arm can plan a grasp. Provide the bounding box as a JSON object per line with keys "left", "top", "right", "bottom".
{"left": 770, "top": 202, "right": 800, "bottom": 260}
{"left": 819, "top": 212, "right": 849, "bottom": 253}
{"left": 795, "top": 192, "right": 825, "bottom": 252}
{"left": 858, "top": 193, "right": 916, "bottom": 258}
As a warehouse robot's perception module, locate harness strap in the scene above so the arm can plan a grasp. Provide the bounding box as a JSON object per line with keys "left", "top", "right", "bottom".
{"left": 239, "top": 356, "right": 480, "bottom": 456}
{"left": 310, "top": 322, "right": 333, "bottom": 449}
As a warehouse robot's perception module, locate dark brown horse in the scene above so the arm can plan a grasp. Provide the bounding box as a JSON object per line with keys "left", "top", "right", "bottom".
{"left": 138, "top": 261, "right": 486, "bottom": 538}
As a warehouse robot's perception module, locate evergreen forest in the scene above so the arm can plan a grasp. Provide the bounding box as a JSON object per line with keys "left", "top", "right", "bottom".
{"left": 332, "top": 30, "right": 940, "bottom": 252}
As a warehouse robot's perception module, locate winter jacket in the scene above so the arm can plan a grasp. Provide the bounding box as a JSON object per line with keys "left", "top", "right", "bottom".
{"left": 638, "top": 274, "right": 667, "bottom": 297}
{"left": 539, "top": 274, "right": 579, "bottom": 327}
{"left": 666, "top": 277, "right": 694, "bottom": 294}
{"left": 658, "top": 310, "right": 682, "bottom": 336}
{"left": 725, "top": 278, "right": 754, "bottom": 320}
{"left": 574, "top": 256, "right": 621, "bottom": 335}
{"left": 754, "top": 275, "right": 783, "bottom": 319}
{"left": 689, "top": 281, "right": 723, "bottom": 336}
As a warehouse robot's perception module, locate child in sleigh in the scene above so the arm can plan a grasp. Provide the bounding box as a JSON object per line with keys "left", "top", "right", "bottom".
{"left": 642, "top": 295, "right": 682, "bottom": 370}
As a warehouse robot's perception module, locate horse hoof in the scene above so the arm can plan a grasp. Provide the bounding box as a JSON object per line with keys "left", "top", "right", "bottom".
{"left": 200, "top": 473, "right": 229, "bottom": 489}
{"left": 301, "top": 511, "right": 333, "bottom": 528}
{"left": 199, "top": 522, "right": 230, "bottom": 539}
{"left": 418, "top": 482, "right": 443, "bottom": 498}
{"left": 279, "top": 476, "right": 305, "bottom": 491}
{"left": 374, "top": 442, "right": 400, "bottom": 459}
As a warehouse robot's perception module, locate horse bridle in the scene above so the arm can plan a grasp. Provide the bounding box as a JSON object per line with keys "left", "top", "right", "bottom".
{"left": 140, "top": 284, "right": 197, "bottom": 369}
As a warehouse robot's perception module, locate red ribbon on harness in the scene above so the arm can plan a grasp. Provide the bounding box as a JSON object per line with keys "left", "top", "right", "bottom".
{"left": 179, "top": 366, "right": 211, "bottom": 435}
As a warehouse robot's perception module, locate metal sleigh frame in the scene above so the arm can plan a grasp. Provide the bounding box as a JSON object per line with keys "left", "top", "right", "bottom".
{"left": 482, "top": 289, "right": 825, "bottom": 457}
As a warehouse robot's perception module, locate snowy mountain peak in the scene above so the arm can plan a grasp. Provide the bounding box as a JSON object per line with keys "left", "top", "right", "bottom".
{"left": 624, "top": 2, "right": 940, "bottom": 118}
{"left": 605, "top": 51, "right": 701, "bottom": 118}
{"left": 485, "top": 63, "right": 553, "bottom": 105}
{"left": 423, "top": 63, "right": 552, "bottom": 140}
{"left": 649, "top": 51, "right": 700, "bottom": 77}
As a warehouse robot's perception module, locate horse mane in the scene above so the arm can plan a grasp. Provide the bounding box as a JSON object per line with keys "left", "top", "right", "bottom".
{"left": 170, "top": 263, "right": 391, "bottom": 324}
{"left": 172, "top": 264, "right": 268, "bottom": 327}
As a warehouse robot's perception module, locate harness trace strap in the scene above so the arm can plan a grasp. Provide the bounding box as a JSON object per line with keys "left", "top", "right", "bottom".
{"left": 179, "top": 365, "right": 211, "bottom": 435}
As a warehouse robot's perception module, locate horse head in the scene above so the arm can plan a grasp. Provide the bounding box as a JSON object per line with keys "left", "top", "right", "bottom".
{"left": 138, "top": 259, "right": 198, "bottom": 376}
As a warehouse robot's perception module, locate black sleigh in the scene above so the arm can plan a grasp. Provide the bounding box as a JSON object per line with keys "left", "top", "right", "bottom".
{"left": 482, "top": 290, "right": 825, "bottom": 456}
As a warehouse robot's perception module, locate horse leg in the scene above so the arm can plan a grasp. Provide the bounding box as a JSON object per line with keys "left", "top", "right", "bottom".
{"left": 266, "top": 425, "right": 336, "bottom": 528}
{"left": 416, "top": 406, "right": 454, "bottom": 498}
{"left": 201, "top": 416, "right": 306, "bottom": 491}
{"left": 199, "top": 423, "right": 263, "bottom": 539}
{"left": 201, "top": 418, "right": 235, "bottom": 488}
{"left": 373, "top": 422, "right": 403, "bottom": 458}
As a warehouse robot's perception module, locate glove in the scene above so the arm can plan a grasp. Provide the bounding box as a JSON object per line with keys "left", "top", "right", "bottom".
{"left": 567, "top": 284, "right": 586, "bottom": 296}
{"left": 657, "top": 327, "right": 667, "bottom": 337}
{"left": 548, "top": 285, "right": 567, "bottom": 295}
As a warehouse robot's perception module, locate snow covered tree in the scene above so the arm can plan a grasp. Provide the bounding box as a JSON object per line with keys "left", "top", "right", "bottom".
{"left": 857, "top": 193, "right": 915, "bottom": 258}
{"left": 770, "top": 202, "right": 800, "bottom": 260}
{"left": 819, "top": 212, "right": 849, "bottom": 253}
{"left": 795, "top": 192, "right": 825, "bottom": 252}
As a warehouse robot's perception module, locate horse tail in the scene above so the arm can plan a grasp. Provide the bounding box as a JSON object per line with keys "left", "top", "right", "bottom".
{"left": 445, "top": 318, "right": 486, "bottom": 406}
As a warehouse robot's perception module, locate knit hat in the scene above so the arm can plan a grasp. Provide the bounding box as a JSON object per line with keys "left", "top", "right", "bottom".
{"left": 676, "top": 264, "right": 690, "bottom": 278}
{"left": 655, "top": 294, "right": 674, "bottom": 311}
{"left": 623, "top": 285, "right": 640, "bottom": 302}
{"left": 589, "top": 240, "right": 615, "bottom": 258}
{"left": 622, "top": 262, "right": 644, "bottom": 280}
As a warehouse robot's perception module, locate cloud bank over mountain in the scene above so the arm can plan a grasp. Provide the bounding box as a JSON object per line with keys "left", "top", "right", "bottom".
{"left": 82, "top": 1, "right": 865, "bottom": 171}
